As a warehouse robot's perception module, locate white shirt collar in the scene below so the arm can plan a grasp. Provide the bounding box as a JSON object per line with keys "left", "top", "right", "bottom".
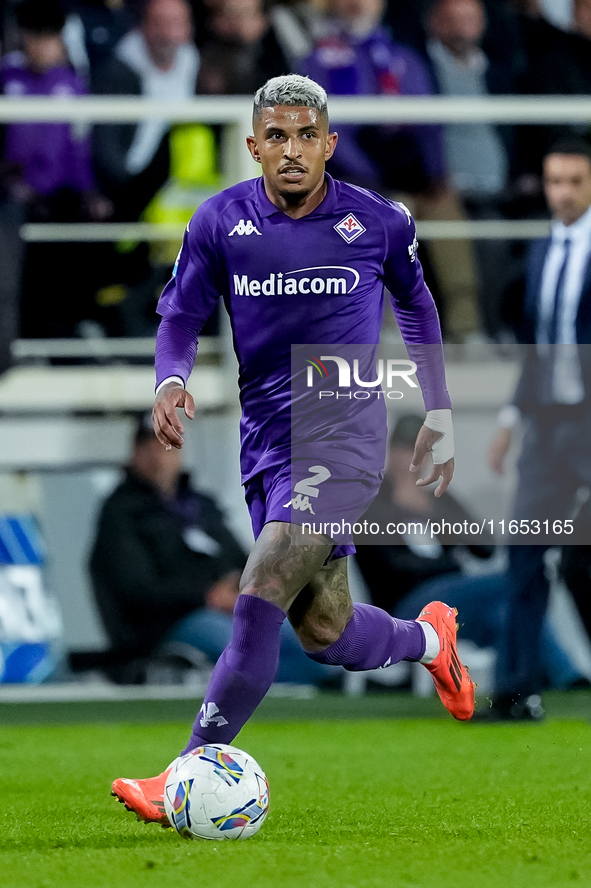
{"left": 551, "top": 203, "right": 591, "bottom": 245}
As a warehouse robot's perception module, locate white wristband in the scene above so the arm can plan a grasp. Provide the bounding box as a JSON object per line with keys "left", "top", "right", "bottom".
{"left": 424, "top": 408, "right": 454, "bottom": 464}
{"left": 155, "top": 375, "right": 185, "bottom": 395}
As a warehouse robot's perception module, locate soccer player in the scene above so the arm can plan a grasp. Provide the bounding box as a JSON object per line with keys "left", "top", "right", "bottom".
{"left": 112, "top": 74, "right": 474, "bottom": 825}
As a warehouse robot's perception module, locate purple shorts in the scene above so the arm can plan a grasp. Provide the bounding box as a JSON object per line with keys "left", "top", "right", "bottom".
{"left": 243, "top": 457, "right": 382, "bottom": 560}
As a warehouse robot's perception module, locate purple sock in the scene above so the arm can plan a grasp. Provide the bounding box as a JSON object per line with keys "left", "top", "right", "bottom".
{"left": 306, "top": 603, "right": 425, "bottom": 670}
{"left": 181, "top": 594, "right": 285, "bottom": 754}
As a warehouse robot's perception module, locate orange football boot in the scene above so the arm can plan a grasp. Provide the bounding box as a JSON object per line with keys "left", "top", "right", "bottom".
{"left": 416, "top": 600, "right": 475, "bottom": 721}
{"left": 111, "top": 767, "right": 172, "bottom": 826}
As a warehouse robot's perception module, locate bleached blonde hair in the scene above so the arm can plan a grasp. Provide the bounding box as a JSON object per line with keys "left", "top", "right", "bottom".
{"left": 253, "top": 75, "right": 329, "bottom": 125}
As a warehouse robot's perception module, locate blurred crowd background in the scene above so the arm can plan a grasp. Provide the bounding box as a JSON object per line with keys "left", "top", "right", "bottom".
{"left": 1, "top": 0, "right": 591, "bottom": 349}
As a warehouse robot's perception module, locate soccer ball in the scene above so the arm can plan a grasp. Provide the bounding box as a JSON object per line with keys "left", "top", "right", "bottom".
{"left": 164, "top": 744, "right": 270, "bottom": 841}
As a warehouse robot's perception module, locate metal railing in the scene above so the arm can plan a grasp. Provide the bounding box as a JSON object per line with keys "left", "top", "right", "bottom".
{"left": 4, "top": 93, "right": 586, "bottom": 362}
{"left": 1, "top": 93, "right": 588, "bottom": 242}
{"left": 21, "top": 218, "right": 552, "bottom": 243}
{"left": 11, "top": 336, "right": 220, "bottom": 361}
{"left": 2, "top": 92, "right": 591, "bottom": 123}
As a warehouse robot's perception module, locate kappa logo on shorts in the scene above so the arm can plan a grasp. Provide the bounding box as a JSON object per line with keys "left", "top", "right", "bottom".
{"left": 284, "top": 493, "right": 316, "bottom": 514}
{"left": 334, "top": 213, "right": 366, "bottom": 244}
{"left": 283, "top": 465, "right": 331, "bottom": 516}
{"left": 228, "top": 219, "right": 262, "bottom": 236}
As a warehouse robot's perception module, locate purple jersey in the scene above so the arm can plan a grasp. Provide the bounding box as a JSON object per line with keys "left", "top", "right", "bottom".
{"left": 156, "top": 173, "right": 451, "bottom": 482}
{"left": 1, "top": 52, "right": 95, "bottom": 196}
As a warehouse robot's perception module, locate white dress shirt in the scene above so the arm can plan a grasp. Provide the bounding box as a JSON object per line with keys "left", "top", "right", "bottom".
{"left": 537, "top": 204, "right": 591, "bottom": 403}
{"left": 115, "top": 31, "right": 199, "bottom": 176}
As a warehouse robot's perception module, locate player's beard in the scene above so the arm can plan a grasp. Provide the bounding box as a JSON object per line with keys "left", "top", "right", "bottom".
{"left": 277, "top": 185, "right": 311, "bottom": 206}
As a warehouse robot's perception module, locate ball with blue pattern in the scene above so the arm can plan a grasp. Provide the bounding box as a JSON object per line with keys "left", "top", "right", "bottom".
{"left": 164, "top": 744, "right": 270, "bottom": 840}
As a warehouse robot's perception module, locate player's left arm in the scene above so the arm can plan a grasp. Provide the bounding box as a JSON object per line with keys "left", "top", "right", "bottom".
{"left": 409, "top": 415, "right": 454, "bottom": 497}
{"left": 382, "top": 203, "right": 454, "bottom": 496}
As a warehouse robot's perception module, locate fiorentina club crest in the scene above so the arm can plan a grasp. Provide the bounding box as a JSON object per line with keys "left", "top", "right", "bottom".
{"left": 334, "top": 213, "right": 366, "bottom": 244}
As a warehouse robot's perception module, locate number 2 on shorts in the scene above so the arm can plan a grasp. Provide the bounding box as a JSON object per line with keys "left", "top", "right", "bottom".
{"left": 293, "top": 465, "right": 331, "bottom": 499}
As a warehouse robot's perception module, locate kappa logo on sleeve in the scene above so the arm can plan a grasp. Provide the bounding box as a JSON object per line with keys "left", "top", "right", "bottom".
{"left": 334, "top": 213, "right": 366, "bottom": 243}
{"left": 228, "top": 219, "right": 262, "bottom": 236}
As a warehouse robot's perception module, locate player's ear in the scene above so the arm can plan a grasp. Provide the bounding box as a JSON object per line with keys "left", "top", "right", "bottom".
{"left": 246, "top": 135, "right": 261, "bottom": 163}
{"left": 325, "top": 131, "right": 338, "bottom": 161}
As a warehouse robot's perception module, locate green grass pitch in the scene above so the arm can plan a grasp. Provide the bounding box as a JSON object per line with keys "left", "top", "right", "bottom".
{"left": 1, "top": 694, "right": 590, "bottom": 888}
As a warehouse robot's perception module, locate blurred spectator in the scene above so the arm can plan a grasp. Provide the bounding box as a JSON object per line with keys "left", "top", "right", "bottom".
{"left": 354, "top": 414, "right": 582, "bottom": 696}
{"left": 507, "top": 0, "right": 591, "bottom": 210}
{"left": 189, "top": 0, "right": 320, "bottom": 62}
{"left": 425, "top": 0, "right": 515, "bottom": 339}
{"left": 526, "top": 0, "right": 591, "bottom": 97}
{"left": 268, "top": 0, "right": 326, "bottom": 68}
{"left": 299, "top": 0, "right": 481, "bottom": 340}
{"left": 197, "top": 0, "right": 289, "bottom": 95}
{"left": 61, "top": 1, "right": 138, "bottom": 89}
{"left": 0, "top": 0, "right": 111, "bottom": 337}
{"left": 92, "top": 0, "right": 199, "bottom": 221}
{"left": 89, "top": 418, "right": 246, "bottom": 667}
{"left": 500, "top": 2, "right": 562, "bottom": 198}
{"left": 91, "top": 0, "right": 215, "bottom": 336}
{"left": 386, "top": 1, "right": 526, "bottom": 94}
{"left": 89, "top": 417, "right": 337, "bottom": 685}
{"left": 300, "top": 0, "right": 446, "bottom": 194}
{"left": 1, "top": 0, "right": 108, "bottom": 220}
{"left": 387, "top": 1, "right": 530, "bottom": 187}
{"left": 384, "top": 0, "right": 538, "bottom": 74}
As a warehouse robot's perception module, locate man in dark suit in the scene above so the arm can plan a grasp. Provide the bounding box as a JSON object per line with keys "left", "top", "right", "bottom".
{"left": 489, "top": 137, "right": 591, "bottom": 719}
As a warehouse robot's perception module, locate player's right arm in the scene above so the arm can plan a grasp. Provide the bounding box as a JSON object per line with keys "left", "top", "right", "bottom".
{"left": 153, "top": 379, "right": 195, "bottom": 450}
{"left": 153, "top": 205, "right": 224, "bottom": 449}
